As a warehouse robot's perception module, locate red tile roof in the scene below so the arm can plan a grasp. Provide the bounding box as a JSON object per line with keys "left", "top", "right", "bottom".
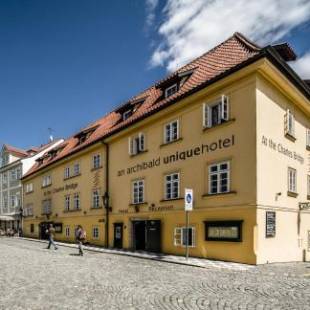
{"left": 3, "top": 144, "right": 29, "bottom": 158}
{"left": 23, "top": 32, "right": 307, "bottom": 179}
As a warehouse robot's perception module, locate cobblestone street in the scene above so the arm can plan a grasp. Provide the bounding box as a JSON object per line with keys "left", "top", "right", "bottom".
{"left": 0, "top": 238, "right": 310, "bottom": 310}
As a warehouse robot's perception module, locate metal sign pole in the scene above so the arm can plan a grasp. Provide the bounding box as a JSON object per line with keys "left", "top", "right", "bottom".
{"left": 185, "top": 210, "right": 189, "bottom": 260}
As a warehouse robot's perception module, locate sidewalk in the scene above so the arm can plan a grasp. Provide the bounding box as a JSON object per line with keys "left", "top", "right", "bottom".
{"left": 20, "top": 237, "right": 254, "bottom": 271}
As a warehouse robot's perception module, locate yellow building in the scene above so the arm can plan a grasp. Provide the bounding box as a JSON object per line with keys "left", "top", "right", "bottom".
{"left": 22, "top": 33, "right": 310, "bottom": 264}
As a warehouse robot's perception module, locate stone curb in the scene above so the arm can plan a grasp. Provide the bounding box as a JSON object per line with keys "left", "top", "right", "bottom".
{"left": 16, "top": 237, "right": 253, "bottom": 270}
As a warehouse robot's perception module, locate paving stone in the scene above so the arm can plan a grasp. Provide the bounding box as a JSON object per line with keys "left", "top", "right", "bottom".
{"left": 0, "top": 238, "right": 310, "bottom": 310}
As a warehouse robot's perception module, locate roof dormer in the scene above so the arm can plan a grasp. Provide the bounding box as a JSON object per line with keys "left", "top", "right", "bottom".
{"left": 74, "top": 125, "right": 99, "bottom": 146}
{"left": 115, "top": 97, "right": 146, "bottom": 122}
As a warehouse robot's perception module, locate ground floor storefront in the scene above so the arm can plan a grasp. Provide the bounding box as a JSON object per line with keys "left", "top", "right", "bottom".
{"left": 22, "top": 205, "right": 310, "bottom": 265}
{"left": 0, "top": 215, "right": 21, "bottom": 234}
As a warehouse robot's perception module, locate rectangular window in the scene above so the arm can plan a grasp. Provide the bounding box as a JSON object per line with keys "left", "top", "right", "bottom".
{"left": 132, "top": 179, "right": 144, "bottom": 204}
{"left": 42, "top": 199, "right": 52, "bottom": 215}
{"left": 307, "top": 129, "right": 310, "bottom": 148}
{"left": 164, "top": 120, "right": 179, "bottom": 144}
{"left": 64, "top": 167, "right": 70, "bottom": 179}
{"left": 30, "top": 224, "right": 34, "bottom": 233}
{"left": 25, "top": 183, "right": 33, "bottom": 193}
{"left": 16, "top": 168, "right": 22, "bottom": 179}
{"left": 174, "top": 227, "right": 195, "bottom": 247}
{"left": 65, "top": 226, "right": 70, "bottom": 237}
{"left": 93, "top": 154, "right": 101, "bottom": 169}
{"left": 10, "top": 170, "right": 17, "bottom": 181}
{"left": 23, "top": 204, "right": 33, "bottom": 217}
{"left": 205, "top": 221, "right": 243, "bottom": 242}
{"left": 92, "top": 190, "right": 100, "bottom": 208}
{"left": 165, "top": 83, "right": 178, "bottom": 98}
{"left": 129, "top": 133, "right": 145, "bottom": 155}
{"left": 65, "top": 195, "right": 70, "bottom": 211}
{"left": 203, "top": 95, "right": 229, "bottom": 128}
{"left": 208, "top": 161, "right": 230, "bottom": 194}
{"left": 165, "top": 173, "right": 180, "bottom": 200}
{"left": 73, "top": 163, "right": 80, "bottom": 176}
{"left": 92, "top": 226, "right": 99, "bottom": 239}
{"left": 307, "top": 175, "right": 310, "bottom": 197}
{"left": 285, "top": 109, "right": 295, "bottom": 138}
{"left": 42, "top": 175, "right": 52, "bottom": 187}
{"left": 73, "top": 193, "right": 80, "bottom": 210}
{"left": 288, "top": 167, "right": 297, "bottom": 193}
{"left": 10, "top": 195, "right": 16, "bottom": 207}
{"left": 123, "top": 110, "right": 132, "bottom": 121}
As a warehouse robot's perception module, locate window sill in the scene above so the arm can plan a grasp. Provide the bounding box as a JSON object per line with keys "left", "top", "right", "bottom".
{"left": 129, "top": 202, "right": 148, "bottom": 207}
{"left": 25, "top": 191, "right": 34, "bottom": 195}
{"left": 41, "top": 213, "right": 52, "bottom": 216}
{"left": 41, "top": 184, "right": 52, "bottom": 189}
{"left": 64, "top": 173, "right": 81, "bottom": 181}
{"left": 63, "top": 209, "right": 82, "bottom": 213}
{"left": 202, "top": 191, "right": 237, "bottom": 198}
{"left": 90, "top": 206, "right": 103, "bottom": 210}
{"left": 285, "top": 133, "right": 296, "bottom": 142}
{"left": 130, "top": 150, "right": 148, "bottom": 157}
{"left": 160, "top": 197, "right": 184, "bottom": 202}
{"left": 160, "top": 137, "right": 183, "bottom": 148}
{"left": 203, "top": 118, "right": 236, "bottom": 132}
{"left": 91, "top": 166, "right": 103, "bottom": 172}
{"left": 287, "top": 191, "right": 298, "bottom": 198}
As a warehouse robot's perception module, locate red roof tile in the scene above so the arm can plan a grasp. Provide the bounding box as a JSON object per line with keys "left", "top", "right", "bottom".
{"left": 23, "top": 32, "right": 300, "bottom": 179}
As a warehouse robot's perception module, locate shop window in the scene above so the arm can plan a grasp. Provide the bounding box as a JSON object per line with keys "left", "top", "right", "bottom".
{"left": 208, "top": 161, "right": 230, "bottom": 194}
{"left": 73, "top": 193, "right": 80, "bottom": 210}
{"left": 132, "top": 179, "right": 144, "bottom": 204}
{"left": 65, "top": 226, "right": 70, "bottom": 237}
{"left": 284, "top": 109, "right": 295, "bottom": 139}
{"left": 64, "top": 167, "right": 70, "bottom": 179}
{"left": 92, "top": 154, "right": 101, "bottom": 169}
{"left": 129, "top": 133, "right": 145, "bottom": 155}
{"left": 64, "top": 195, "right": 70, "bottom": 211}
{"left": 204, "top": 220, "right": 242, "bottom": 242}
{"left": 288, "top": 167, "right": 297, "bottom": 194}
{"left": 174, "top": 227, "right": 195, "bottom": 247}
{"left": 165, "top": 173, "right": 180, "bottom": 200}
{"left": 92, "top": 226, "right": 99, "bottom": 239}
{"left": 203, "top": 95, "right": 229, "bottom": 128}
{"left": 92, "top": 190, "right": 100, "bottom": 208}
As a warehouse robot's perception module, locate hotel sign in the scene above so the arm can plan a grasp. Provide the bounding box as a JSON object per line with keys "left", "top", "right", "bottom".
{"left": 44, "top": 183, "right": 78, "bottom": 196}
{"left": 117, "top": 135, "right": 235, "bottom": 177}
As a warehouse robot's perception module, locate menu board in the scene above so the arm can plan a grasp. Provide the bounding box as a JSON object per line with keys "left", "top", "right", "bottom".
{"left": 266, "top": 211, "right": 276, "bottom": 238}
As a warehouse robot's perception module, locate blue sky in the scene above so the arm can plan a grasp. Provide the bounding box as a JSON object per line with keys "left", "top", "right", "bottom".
{"left": 0, "top": 0, "right": 309, "bottom": 149}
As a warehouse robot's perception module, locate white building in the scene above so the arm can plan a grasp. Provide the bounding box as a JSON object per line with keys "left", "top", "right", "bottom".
{"left": 0, "top": 140, "right": 63, "bottom": 232}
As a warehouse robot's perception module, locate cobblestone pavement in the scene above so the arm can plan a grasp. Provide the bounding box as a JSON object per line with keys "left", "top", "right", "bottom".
{"left": 0, "top": 238, "right": 310, "bottom": 310}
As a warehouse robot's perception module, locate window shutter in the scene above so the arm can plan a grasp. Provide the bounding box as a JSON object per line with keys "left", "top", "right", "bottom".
{"left": 174, "top": 228, "right": 182, "bottom": 246}
{"left": 284, "top": 109, "right": 289, "bottom": 135}
{"left": 203, "top": 104, "right": 211, "bottom": 128}
{"left": 128, "top": 137, "right": 133, "bottom": 155}
{"left": 221, "top": 95, "right": 229, "bottom": 121}
{"left": 307, "top": 129, "right": 310, "bottom": 147}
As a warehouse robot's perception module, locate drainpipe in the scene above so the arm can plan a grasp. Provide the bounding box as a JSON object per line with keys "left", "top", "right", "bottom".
{"left": 102, "top": 141, "right": 110, "bottom": 248}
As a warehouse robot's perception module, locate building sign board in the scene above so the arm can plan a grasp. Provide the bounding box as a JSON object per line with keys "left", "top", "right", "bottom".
{"left": 184, "top": 189, "right": 193, "bottom": 211}
{"left": 266, "top": 211, "right": 276, "bottom": 238}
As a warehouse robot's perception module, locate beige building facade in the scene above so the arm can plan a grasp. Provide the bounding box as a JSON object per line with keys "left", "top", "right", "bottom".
{"left": 22, "top": 34, "right": 310, "bottom": 264}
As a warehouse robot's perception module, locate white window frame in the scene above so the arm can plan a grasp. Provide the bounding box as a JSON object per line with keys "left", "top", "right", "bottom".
{"left": 165, "top": 83, "right": 178, "bottom": 98}
{"left": 25, "top": 183, "right": 33, "bottom": 193}
{"left": 64, "top": 167, "right": 70, "bottom": 179}
{"left": 285, "top": 109, "right": 295, "bottom": 137}
{"left": 208, "top": 161, "right": 230, "bottom": 194}
{"left": 288, "top": 167, "right": 297, "bottom": 193}
{"left": 307, "top": 129, "right": 310, "bottom": 148}
{"left": 65, "top": 226, "right": 70, "bottom": 237}
{"left": 73, "top": 193, "right": 80, "bottom": 210}
{"left": 132, "top": 179, "right": 145, "bottom": 204}
{"left": 123, "top": 110, "right": 132, "bottom": 121}
{"left": 165, "top": 173, "right": 180, "bottom": 200}
{"left": 174, "top": 227, "right": 196, "bottom": 247}
{"left": 92, "top": 226, "right": 99, "bottom": 239}
{"left": 93, "top": 154, "right": 101, "bottom": 169}
{"left": 42, "top": 175, "right": 51, "bottom": 187}
{"left": 73, "top": 163, "right": 80, "bottom": 176}
{"left": 10, "top": 169, "right": 17, "bottom": 181}
{"left": 128, "top": 132, "right": 146, "bottom": 155}
{"left": 164, "top": 120, "right": 179, "bottom": 144}
{"left": 92, "top": 189, "right": 100, "bottom": 208}
{"left": 307, "top": 175, "right": 310, "bottom": 197}
{"left": 203, "top": 95, "right": 229, "bottom": 128}
{"left": 65, "top": 195, "right": 70, "bottom": 211}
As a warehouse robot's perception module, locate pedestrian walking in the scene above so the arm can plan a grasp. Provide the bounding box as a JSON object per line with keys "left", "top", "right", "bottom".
{"left": 46, "top": 224, "right": 58, "bottom": 250}
{"left": 75, "top": 225, "right": 86, "bottom": 256}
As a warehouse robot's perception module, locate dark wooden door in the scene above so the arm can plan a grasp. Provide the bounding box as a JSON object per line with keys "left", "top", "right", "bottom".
{"left": 146, "top": 220, "right": 161, "bottom": 253}
{"left": 113, "top": 223, "right": 123, "bottom": 248}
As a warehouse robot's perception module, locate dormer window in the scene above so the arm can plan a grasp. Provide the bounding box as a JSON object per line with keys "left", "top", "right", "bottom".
{"left": 123, "top": 110, "right": 133, "bottom": 121}
{"left": 165, "top": 83, "right": 178, "bottom": 98}
{"left": 75, "top": 126, "right": 98, "bottom": 146}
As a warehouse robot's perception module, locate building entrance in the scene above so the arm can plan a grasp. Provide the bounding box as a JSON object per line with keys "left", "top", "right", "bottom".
{"left": 132, "top": 220, "right": 161, "bottom": 253}
{"left": 113, "top": 223, "right": 123, "bottom": 248}
{"left": 39, "top": 222, "right": 53, "bottom": 240}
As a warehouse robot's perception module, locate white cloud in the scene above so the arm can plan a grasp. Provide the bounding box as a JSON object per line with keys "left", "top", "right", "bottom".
{"left": 150, "top": 0, "right": 310, "bottom": 72}
{"left": 290, "top": 53, "right": 310, "bottom": 79}
{"left": 146, "top": 0, "right": 159, "bottom": 27}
